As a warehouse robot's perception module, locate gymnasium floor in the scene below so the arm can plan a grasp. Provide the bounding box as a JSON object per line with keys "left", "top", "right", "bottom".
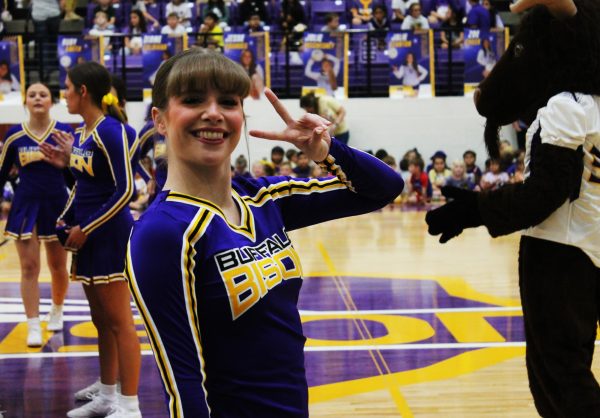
{"left": 1, "top": 208, "right": 598, "bottom": 417}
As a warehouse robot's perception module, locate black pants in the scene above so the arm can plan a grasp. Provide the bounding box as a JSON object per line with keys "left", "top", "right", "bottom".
{"left": 33, "top": 16, "right": 60, "bottom": 81}
{"left": 519, "top": 236, "right": 600, "bottom": 417}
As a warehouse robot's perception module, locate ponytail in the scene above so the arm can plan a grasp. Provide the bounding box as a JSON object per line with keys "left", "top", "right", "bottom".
{"left": 102, "top": 92, "right": 127, "bottom": 123}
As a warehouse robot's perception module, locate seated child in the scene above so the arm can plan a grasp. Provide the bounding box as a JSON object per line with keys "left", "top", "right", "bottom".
{"left": 92, "top": 0, "right": 116, "bottom": 28}
{"left": 165, "top": 0, "right": 192, "bottom": 27}
{"left": 293, "top": 151, "right": 311, "bottom": 177}
{"left": 407, "top": 157, "right": 428, "bottom": 205}
{"left": 428, "top": 155, "right": 451, "bottom": 201}
{"left": 89, "top": 10, "right": 115, "bottom": 48}
{"left": 445, "top": 160, "right": 477, "bottom": 190}
{"left": 279, "top": 161, "right": 295, "bottom": 177}
{"left": 161, "top": 12, "right": 186, "bottom": 34}
{"left": 463, "top": 149, "right": 483, "bottom": 185}
{"left": 243, "top": 13, "right": 264, "bottom": 33}
{"left": 480, "top": 158, "right": 509, "bottom": 191}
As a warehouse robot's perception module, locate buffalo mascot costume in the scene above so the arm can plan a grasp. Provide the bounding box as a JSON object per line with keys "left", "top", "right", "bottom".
{"left": 426, "top": 0, "right": 600, "bottom": 416}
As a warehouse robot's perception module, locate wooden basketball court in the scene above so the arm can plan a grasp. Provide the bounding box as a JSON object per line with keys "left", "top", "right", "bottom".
{"left": 2, "top": 208, "right": 598, "bottom": 417}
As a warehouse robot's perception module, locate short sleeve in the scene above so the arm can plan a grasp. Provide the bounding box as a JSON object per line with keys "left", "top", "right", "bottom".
{"left": 320, "top": 96, "right": 341, "bottom": 113}
{"left": 539, "top": 93, "right": 588, "bottom": 150}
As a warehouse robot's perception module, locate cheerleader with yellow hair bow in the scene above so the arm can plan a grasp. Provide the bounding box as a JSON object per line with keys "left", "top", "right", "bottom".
{"left": 41, "top": 61, "right": 142, "bottom": 417}
{"left": 101, "top": 91, "right": 126, "bottom": 123}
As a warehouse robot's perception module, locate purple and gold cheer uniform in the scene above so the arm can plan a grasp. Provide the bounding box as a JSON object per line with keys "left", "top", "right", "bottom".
{"left": 126, "top": 140, "right": 404, "bottom": 417}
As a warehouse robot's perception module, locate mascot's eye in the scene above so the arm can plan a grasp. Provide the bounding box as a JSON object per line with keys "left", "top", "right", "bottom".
{"left": 514, "top": 43, "right": 525, "bottom": 58}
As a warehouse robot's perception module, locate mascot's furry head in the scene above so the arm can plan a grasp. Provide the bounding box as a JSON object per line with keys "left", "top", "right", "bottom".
{"left": 474, "top": 0, "right": 600, "bottom": 158}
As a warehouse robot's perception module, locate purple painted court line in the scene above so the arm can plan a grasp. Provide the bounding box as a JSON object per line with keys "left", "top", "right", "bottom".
{"left": 0, "top": 276, "right": 525, "bottom": 417}
{"left": 1, "top": 356, "right": 168, "bottom": 418}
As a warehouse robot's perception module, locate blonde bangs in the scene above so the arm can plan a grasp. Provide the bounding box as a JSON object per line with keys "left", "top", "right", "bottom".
{"left": 166, "top": 50, "right": 251, "bottom": 100}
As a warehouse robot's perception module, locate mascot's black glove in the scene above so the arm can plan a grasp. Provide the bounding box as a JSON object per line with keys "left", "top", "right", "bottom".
{"left": 425, "top": 186, "right": 484, "bottom": 243}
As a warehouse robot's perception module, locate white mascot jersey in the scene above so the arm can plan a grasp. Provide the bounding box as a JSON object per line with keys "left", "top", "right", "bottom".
{"left": 524, "top": 92, "right": 600, "bottom": 266}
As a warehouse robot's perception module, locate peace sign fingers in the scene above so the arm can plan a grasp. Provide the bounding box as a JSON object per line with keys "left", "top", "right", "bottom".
{"left": 264, "top": 88, "right": 294, "bottom": 126}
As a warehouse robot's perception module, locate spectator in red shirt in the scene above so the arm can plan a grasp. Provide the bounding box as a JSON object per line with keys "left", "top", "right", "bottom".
{"left": 407, "top": 157, "right": 428, "bottom": 205}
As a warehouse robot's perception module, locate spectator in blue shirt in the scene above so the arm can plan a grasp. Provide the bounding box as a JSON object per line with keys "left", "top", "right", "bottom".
{"left": 466, "top": 0, "right": 491, "bottom": 32}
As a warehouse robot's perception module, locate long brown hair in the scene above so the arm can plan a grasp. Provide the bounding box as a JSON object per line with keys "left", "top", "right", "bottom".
{"left": 67, "top": 62, "right": 126, "bottom": 123}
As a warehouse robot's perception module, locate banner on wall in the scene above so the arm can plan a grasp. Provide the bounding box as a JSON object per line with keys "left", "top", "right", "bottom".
{"left": 223, "top": 32, "right": 271, "bottom": 99}
{"left": 0, "top": 38, "right": 24, "bottom": 102}
{"left": 464, "top": 28, "right": 509, "bottom": 95}
{"left": 142, "top": 34, "right": 187, "bottom": 101}
{"left": 387, "top": 30, "right": 434, "bottom": 99}
{"left": 58, "top": 36, "right": 103, "bottom": 89}
{"left": 301, "top": 32, "right": 348, "bottom": 99}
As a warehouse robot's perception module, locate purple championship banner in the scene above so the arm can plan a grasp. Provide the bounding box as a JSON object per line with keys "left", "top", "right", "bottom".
{"left": 0, "top": 38, "right": 25, "bottom": 102}
{"left": 142, "top": 34, "right": 186, "bottom": 101}
{"left": 301, "top": 32, "right": 348, "bottom": 99}
{"left": 387, "top": 30, "right": 434, "bottom": 99}
{"left": 223, "top": 32, "right": 270, "bottom": 99}
{"left": 58, "top": 36, "right": 102, "bottom": 90}
{"left": 463, "top": 28, "right": 508, "bottom": 95}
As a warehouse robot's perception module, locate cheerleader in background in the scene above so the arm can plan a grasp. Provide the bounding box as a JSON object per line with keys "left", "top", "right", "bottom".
{"left": 111, "top": 75, "right": 152, "bottom": 190}
{"left": 41, "top": 62, "right": 141, "bottom": 418}
{"left": 138, "top": 104, "right": 167, "bottom": 200}
{"left": 0, "top": 83, "right": 72, "bottom": 347}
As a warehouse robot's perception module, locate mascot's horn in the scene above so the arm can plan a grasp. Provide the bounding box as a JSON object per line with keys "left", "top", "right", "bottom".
{"left": 510, "top": 0, "right": 577, "bottom": 18}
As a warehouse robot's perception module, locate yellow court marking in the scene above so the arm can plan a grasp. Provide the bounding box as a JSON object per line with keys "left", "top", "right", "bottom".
{"left": 0, "top": 270, "right": 521, "bottom": 309}
{"left": 303, "top": 314, "right": 435, "bottom": 346}
{"left": 309, "top": 346, "right": 525, "bottom": 404}
{"left": 58, "top": 343, "right": 152, "bottom": 353}
{"left": 317, "top": 241, "right": 414, "bottom": 418}
{"left": 0, "top": 322, "right": 55, "bottom": 354}
{"left": 436, "top": 310, "right": 523, "bottom": 343}
{"left": 0, "top": 276, "right": 55, "bottom": 283}
{"left": 305, "top": 271, "right": 521, "bottom": 308}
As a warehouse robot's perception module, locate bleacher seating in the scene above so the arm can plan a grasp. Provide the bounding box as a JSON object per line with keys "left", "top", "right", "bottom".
{"left": 3, "top": 0, "right": 518, "bottom": 100}
{"left": 310, "top": 0, "right": 347, "bottom": 27}
{"left": 59, "top": 19, "right": 85, "bottom": 34}
{"left": 3, "top": 19, "right": 29, "bottom": 35}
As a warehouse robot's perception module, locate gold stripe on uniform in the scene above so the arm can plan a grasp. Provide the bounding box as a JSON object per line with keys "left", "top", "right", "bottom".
{"left": 125, "top": 243, "right": 185, "bottom": 418}
{"left": 82, "top": 125, "right": 134, "bottom": 235}
{"left": 77, "top": 116, "right": 105, "bottom": 146}
{"left": 242, "top": 177, "right": 346, "bottom": 207}
{"left": 73, "top": 273, "right": 126, "bottom": 285}
{"left": 58, "top": 184, "right": 77, "bottom": 222}
{"left": 3, "top": 231, "right": 32, "bottom": 240}
{"left": 37, "top": 234, "right": 58, "bottom": 242}
{"left": 181, "top": 208, "right": 214, "bottom": 415}
{"left": 129, "top": 134, "right": 141, "bottom": 158}
{"left": 167, "top": 191, "right": 255, "bottom": 241}
{"left": 22, "top": 120, "right": 57, "bottom": 143}
{"left": 0, "top": 130, "right": 26, "bottom": 168}
{"left": 139, "top": 127, "right": 156, "bottom": 149}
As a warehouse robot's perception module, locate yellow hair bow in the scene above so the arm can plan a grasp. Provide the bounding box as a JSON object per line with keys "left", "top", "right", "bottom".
{"left": 102, "top": 93, "right": 119, "bottom": 107}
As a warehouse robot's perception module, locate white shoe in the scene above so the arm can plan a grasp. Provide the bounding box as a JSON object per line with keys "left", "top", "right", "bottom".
{"left": 66, "top": 394, "right": 116, "bottom": 418}
{"left": 74, "top": 379, "right": 101, "bottom": 401}
{"left": 26, "top": 318, "right": 42, "bottom": 347}
{"left": 47, "top": 305, "right": 64, "bottom": 331}
{"left": 74, "top": 379, "right": 122, "bottom": 402}
{"left": 105, "top": 405, "right": 142, "bottom": 418}
{"left": 27, "top": 326, "right": 42, "bottom": 347}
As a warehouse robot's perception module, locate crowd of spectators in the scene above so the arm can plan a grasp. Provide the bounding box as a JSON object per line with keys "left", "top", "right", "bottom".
{"left": 379, "top": 141, "right": 525, "bottom": 206}
{"left": 17, "top": 0, "right": 506, "bottom": 50}
{"left": 221, "top": 138, "right": 525, "bottom": 211}
{"left": 0, "top": 1, "right": 516, "bottom": 217}
{"left": 1, "top": 134, "right": 526, "bottom": 219}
